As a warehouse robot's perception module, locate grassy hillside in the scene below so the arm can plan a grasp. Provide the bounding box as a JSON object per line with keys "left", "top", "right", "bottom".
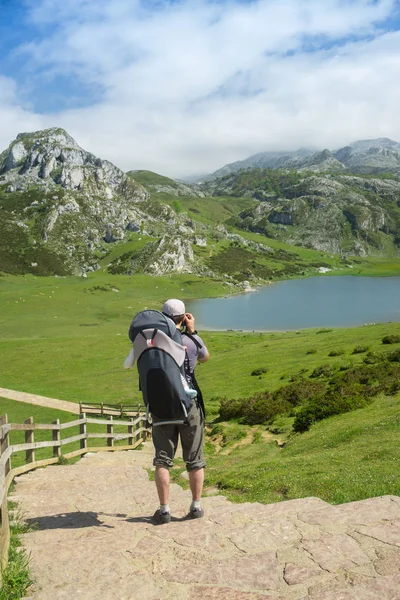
{"left": 1, "top": 271, "right": 400, "bottom": 411}
{"left": 201, "top": 394, "right": 400, "bottom": 505}
{"left": 1, "top": 272, "right": 399, "bottom": 506}
{"left": 127, "top": 169, "right": 179, "bottom": 188}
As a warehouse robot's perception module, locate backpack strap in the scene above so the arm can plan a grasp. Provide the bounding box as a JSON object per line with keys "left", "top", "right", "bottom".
{"left": 182, "top": 331, "right": 203, "bottom": 350}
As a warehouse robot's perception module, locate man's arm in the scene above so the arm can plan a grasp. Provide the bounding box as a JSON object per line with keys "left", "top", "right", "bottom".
{"left": 198, "top": 350, "right": 209, "bottom": 363}
{"left": 184, "top": 312, "right": 210, "bottom": 363}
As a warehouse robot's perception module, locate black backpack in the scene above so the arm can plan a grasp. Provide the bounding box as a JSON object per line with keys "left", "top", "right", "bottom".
{"left": 129, "top": 310, "right": 192, "bottom": 426}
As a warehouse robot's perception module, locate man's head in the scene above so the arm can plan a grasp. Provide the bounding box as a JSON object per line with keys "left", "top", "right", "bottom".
{"left": 163, "top": 298, "right": 186, "bottom": 325}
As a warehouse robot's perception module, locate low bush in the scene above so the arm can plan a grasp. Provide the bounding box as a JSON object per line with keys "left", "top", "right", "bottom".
{"left": 328, "top": 349, "right": 345, "bottom": 357}
{"left": 273, "top": 380, "right": 325, "bottom": 407}
{"left": 293, "top": 391, "right": 368, "bottom": 433}
{"left": 363, "top": 352, "right": 382, "bottom": 365}
{"left": 243, "top": 392, "right": 291, "bottom": 425}
{"left": 251, "top": 367, "right": 268, "bottom": 376}
{"left": 388, "top": 348, "right": 400, "bottom": 362}
{"left": 352, "top": 345, "right": 369, "bottom": 354}
{"left": 339, "top": 362, "right": 353, "bottom": 371}
{"left": 306, "top": 348, "right": 317, "bottom": 355}
{"left": 310, "top": 364, "right": 334, "bottom": 378}
{"left": 219, "top": 397, "right": 246, "bottom": 421}
{"left": 382, "top": 335, "right": 400, "bottom": 344}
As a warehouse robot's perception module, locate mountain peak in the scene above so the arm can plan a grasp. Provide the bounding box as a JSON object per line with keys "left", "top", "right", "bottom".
{"left": 348, "top": 138, "right": 400, "bottom": 152}
{"left": 0, "top": 127, "right": 125, "bottom": 192}
{"left": 15, "top": 127, "right": 81, "bottom": 151}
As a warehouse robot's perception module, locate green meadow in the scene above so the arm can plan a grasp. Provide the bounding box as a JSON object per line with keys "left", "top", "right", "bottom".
{"left": 1, "top": 270, "right": 400, "bottom": 505}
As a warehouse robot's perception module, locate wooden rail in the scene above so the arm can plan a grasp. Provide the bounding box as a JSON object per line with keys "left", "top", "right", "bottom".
{"left": 78, "top": 402, "right": 143, "bottom": 418}
{"left": 0, "top": 411, "right": 151, "bottom": 583}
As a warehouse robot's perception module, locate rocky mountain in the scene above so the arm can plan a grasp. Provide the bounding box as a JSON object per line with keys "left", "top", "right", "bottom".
{"left": 201, "top": 168, "right": 400, "bottom": 255}
{"left": 199, "top": 149, "right": 314, "bottom": 181}
{"left": 0, "top": 128, "right": 193, "bottom": 275}
{"left": 2, "top": 127, "right": 400, "bottom": 280}
{"left": 201, "top": 138, "right": 400, "bottom": 181}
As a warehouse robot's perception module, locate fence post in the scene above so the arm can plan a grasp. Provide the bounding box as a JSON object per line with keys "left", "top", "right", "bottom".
{"left": 52, "top": 419, "right": 61, "bottom": 458}
{"left": 128, "top": 418, "right": 134, "bottom": 446}
{"left": 107, "top": 416, "right": 114, "bottom": 447}
{"left": 80, "top": 413, "right": 87, "bottom": 451}
{"left": 0, "top": 414, "right": 11, "bottom": 475}
{"left": 101, "top": 402, "right": 104, "bottom": 417}
{"left": 25, "top": 417, "right": 35, "bottom": 464}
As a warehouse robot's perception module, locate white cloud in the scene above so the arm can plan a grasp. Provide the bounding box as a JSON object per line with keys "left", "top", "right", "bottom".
{"left": 1, "top": 0, "right": 399, "bottom": 176}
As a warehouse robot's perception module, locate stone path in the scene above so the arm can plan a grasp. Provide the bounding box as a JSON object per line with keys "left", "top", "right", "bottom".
{"left": 0, "top": 387, "right": 79, "bottom": 414}
{"left": 11, "top": 443, "right": 400, "bottom": 600}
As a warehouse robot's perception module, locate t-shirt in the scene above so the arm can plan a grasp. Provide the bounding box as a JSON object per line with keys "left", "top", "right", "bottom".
{"left": 181, "top": 332, "right": 208, "bottom": 374}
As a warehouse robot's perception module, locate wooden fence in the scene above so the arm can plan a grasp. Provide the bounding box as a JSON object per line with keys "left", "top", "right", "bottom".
{"left": 0, "top": 412, "right": 150, "bottom": 584}
{"left": 79, "top": 402, "right": 144, "bottom": 418}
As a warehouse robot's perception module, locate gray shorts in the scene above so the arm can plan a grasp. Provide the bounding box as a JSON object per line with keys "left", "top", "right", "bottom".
{"left": 152, "top": 400, "right": 206, "bottom": 471}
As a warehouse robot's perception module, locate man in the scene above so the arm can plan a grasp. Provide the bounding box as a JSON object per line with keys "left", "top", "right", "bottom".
{"left": 152, "top": 298, "right": 209, "bottom": 525}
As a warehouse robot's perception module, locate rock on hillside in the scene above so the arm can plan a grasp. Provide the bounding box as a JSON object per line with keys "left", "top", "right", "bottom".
{"left": 0, "top": 129, "right": 190, "bottom": 275}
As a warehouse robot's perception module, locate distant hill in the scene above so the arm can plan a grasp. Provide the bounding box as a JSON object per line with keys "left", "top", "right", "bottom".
{"left": 127, "top": 169, "right": 204, "bottom": 198}
{"left": 199, "top": 138, "right": 400, "bottom": 181}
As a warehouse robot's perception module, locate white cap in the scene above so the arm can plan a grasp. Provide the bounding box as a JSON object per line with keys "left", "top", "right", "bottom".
{"left": 163, "top": 298, "right": 185, "bottom": 317}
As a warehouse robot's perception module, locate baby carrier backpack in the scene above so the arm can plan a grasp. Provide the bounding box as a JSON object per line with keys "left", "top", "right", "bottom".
{"left": 129, "top": 310, "right": 192, "bottom": 426}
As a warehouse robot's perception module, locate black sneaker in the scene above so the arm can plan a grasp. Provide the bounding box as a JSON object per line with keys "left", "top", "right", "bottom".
{"left": 188, "top": 507, "right": 204, "bottom": 520}
{"left": 152, "top": 509, "right": 171, "bottom": 525}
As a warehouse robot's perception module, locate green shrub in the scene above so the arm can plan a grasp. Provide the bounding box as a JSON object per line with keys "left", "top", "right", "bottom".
{"left": 388, "top": 348, "right": 400, "bottom": 362}
{"left": 273, "top": 380, "right": 325, "bottom": 407}
{"left": 310, "top": 364, "right": 334, "bottom": 378}
{"left": 316, "top": 329, "right": 333, "bottom": 334}
{"left": 328, "top": 349, "right": 345, "bottom": 357}
{"left": 339, "top": 362, "right": 353, "bottom": 371}
{"left": 363, "top": 352, "right": 381, "bottom": 365}
{"left": 251, "top": 367, "right": 268, "bottom": 376}
{"left": 382, "top": 335, "right": 400, "bottom": 344}
{"left": 352, "top": 345, "right": 369, "bottom": 354}
{"left": 242, "top": 391, "right": 290, "bottom": 425}
{"left": 219, "top": 397, "right": 246, "bottom": 421}
{"left": 293, "top": 391, "right": 369, "bottom": 433}
{"left": 306, "top": 348, "right": 317, "bottom": 355}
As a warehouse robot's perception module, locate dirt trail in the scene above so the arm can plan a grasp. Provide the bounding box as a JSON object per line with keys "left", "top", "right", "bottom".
{"left": 0, "top": 387, "right": 80, "bottom": 414}
{"left": 12, "top": 443, "right": 400, "bottom": 600}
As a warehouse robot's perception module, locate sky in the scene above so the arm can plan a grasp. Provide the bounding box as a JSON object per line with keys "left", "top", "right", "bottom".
{"left": 1, "top": 0, "right": 400, "bottom": 178}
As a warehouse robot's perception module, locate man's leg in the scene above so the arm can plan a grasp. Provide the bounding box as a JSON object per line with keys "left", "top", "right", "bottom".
{"left": 180, "top": 402, "right": 206, "bottom": 518}
{"left": 155, "top": 466, "right": 170, "bottom": 505}
{"left": 151, "top": 421, "right": 178, "bottom": 524}
{"left": 189, "top": 467, "right": 204, "bottom": 501}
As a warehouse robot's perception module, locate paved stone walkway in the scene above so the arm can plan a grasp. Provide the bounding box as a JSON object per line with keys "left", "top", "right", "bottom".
{"left": 0, "top": 387, "right": 79, "bottom": 414}
{"left": 12, "top": 443, "right": 400, "bottom": 600}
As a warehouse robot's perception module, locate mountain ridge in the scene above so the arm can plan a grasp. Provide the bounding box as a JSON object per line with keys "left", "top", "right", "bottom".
{"left": 197, "top": 138, "right": 400, "bottom": 182}
{"left": 1, "top": 128, "right": 400, "bottom": 280}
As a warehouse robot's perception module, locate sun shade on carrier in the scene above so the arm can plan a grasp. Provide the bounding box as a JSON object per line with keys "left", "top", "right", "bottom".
{"left": 129, "top": 310, "right": 192, "bottom": 426}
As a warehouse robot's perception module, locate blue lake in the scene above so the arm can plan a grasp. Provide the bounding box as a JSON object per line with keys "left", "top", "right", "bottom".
{"left": 187, "top": 276, "right": 400, "bottom": 331}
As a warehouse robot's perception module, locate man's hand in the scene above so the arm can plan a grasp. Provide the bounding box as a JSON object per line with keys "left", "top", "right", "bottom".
{"left": 185, "top": 312, "right": 195, "bottom": 334}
